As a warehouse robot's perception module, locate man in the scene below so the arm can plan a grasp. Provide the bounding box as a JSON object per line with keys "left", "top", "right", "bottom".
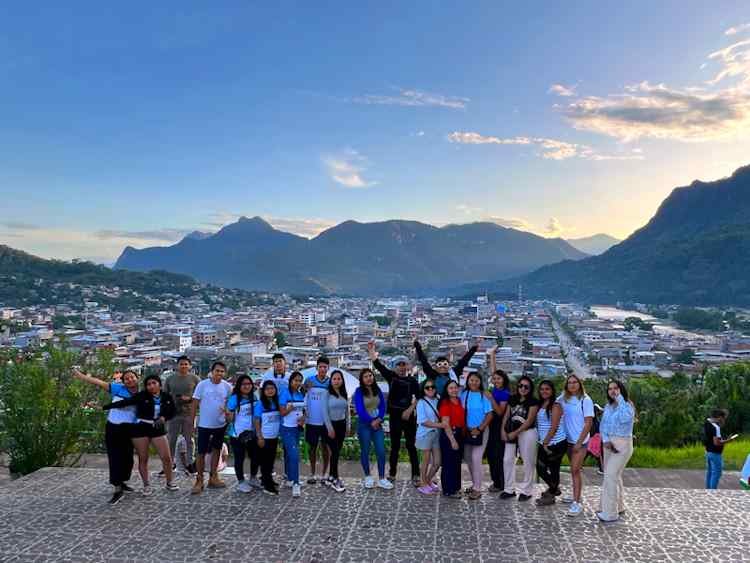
{"left": 704, "top": 408, "right": 737, "bottom": 489}
{"left": 262, "top": 353, "right": 290, "bottom": 392}
{"left": 414, "top": 339, "right": 479, "bottom": 396}
{"left": 304, "top": 356, "right": 331, "bottom": 483}
{"left": 191, "top": 361, "right": 233, "bottom": 494}
{"left": 165, "top": 355, "right": 200, "bottom": 474}
{"left": 368, "top": 341, "right": 420, "bottom": 484}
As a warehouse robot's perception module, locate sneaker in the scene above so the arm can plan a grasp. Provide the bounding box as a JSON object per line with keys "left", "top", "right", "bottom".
{"left": 292, "top": 483, "right": 301, "bottom": 497}
{"left": 142, "top": 484, "right": 154, "bottom": 497}
{"left": 377, "top": 478, "right": 394, "bottom": 490}
{"left": 445, "top": 492, "right": 463, "bottom": 499}
{"left": 596, "top": 511, "right": 619, "bottom": 523}
{"left": 191, "top": 479, "right": 204, "bottom": 495}
{"left": 248, "top": 477, "right": 262, "bottom": 490}
{"left": 535, "top": 494, "right": 556, "bottom": 506}
{"left": 387, "top": 475, "right": 396, "bottom": 482}
{"left": 307, "top": 475, "right": 318, "bottom": 485}
{"left": 108, "top": 490, "right": 124, "bottom": 505}
{"left": 322, "top": 477, "right": 333, "bottom": 488}
{"left": 262, "top": 484, "right": 279, "bottom": 496}
{"left": 488, "top": 484, "right": 503, "bottom": 493}
{"left": 518, "top": 494, "right": 532, "bottom": 502}
{"left": 364, "top": 476, "right": 375, "bottom": 489}
{"left": 596, "top": 469, "right": 604, "bottom": 476}
{"left": 418, "top": 485, "right": 434, "bottom": 495}
{"left": 121, "top": 483, "right": 135, "bottom": 493}
{"left": 499, "top": 492, "right": 516, "bottom": 500}
{"left": 331, "top": 479, "right": 346, "bottom": 493}
{"left": 561, "top": 495, "right": 574, "bottom": 504}
{"left": 567, "top": 501, "right": 583, "bottom": 517}
{"left": 187, "top": 463, "right": 197, "bottom": 475}
{"left": 165, "top": 481, "right": 179, "bottom": 492}
{"left": 237, "top": 481, "right": 253, "bottom": 494}
{"left": 430, "top": 483, "right": 440, "bottom": 493}
{"left": 207, "top": 475, "right": 226, "bottom": 489}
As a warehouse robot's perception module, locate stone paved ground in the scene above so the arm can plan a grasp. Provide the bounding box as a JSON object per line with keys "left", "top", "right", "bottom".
{"left": 1, "top": 468, "right": 749, "bottom": 563}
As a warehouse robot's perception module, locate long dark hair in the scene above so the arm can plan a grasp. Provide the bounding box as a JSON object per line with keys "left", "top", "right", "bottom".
{"left": 492, "top": 369, "right": 510, "bottom": 391}
{"left": 514, "top": 375, "right": 535, "bottom": 404}
{"left": 607, "top": 380, "right": 630, "bottom": 405}
{"left": 328, "top": 369, "right": 348, "bottom": 399}
{"left": 537, "top": 379, "right": 556, "bottom": 416}
{"left": 259, "top": 380, "right": 280, "bottom": 410}
{"left": 437, "top": 379, "right": 460, "bottom": 410}
{"left": 465, "top": 371, "right": 484, "bottom": 393}
{"left": 288, "top": 371, "right": 305, "bottom": 396}
{"left": 232, "top": 374, "right": 254, "bottom": 403}
{"left": 358, "top": 368, "right": 379, "bottom": 398}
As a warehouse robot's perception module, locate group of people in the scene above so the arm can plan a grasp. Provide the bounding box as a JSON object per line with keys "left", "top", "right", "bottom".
{"left": 76, "top": 341, "right": 638, "bottom": 523}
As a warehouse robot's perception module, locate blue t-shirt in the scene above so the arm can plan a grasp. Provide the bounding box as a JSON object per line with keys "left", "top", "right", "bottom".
{"left": 279, "top": 387, "right": 306, "bottom": 428}
{"left": 304, "top": 376, "right": 330, "bottom": 426}
{"left": 491, "top": 388, "right": 510, "bottom": 405}
{"left": 108, "top": 383, "right": 136, "bottom": 425}
{"left": 227, "top": 394, "right": 255, "bottom": 437}
{"left": 460, "top": 390, "right": 492, "bottom": 428}
{"left": 253, "top": 400, "right": 281, "bottom": 439}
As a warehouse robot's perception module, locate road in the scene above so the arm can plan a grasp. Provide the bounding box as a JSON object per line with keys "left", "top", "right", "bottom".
{"left": 549, "top": 312, "right": 594, "bottom": 379}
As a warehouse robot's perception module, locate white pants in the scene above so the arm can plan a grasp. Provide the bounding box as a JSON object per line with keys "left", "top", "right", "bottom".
{"left": 503, "top": 429, "right": 537, "bottom": 496}
{"left": 599, "top": 436, "right": 633, "bottom": 518}
{"left": 463, "top": 428, "right": 489, "bottom": 490}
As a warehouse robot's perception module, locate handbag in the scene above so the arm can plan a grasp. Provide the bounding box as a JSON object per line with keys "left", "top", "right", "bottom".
{"left": 463, "top": 392, "right": 484, "bottom": 446}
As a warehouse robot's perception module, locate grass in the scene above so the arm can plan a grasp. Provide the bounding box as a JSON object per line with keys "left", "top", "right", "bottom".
{"left": 628, "top": 438, "right": 750, "bottom": 471}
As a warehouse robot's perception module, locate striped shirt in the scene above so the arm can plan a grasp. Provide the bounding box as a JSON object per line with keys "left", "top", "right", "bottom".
{"left": 536, "top": 402, "right": 566, "bottom": 445}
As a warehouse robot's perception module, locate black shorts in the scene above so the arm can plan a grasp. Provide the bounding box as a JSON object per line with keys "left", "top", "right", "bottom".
{"left": 197, "top": 426, "right": 227, "bottom": 454}
{"left": 131, "top": 422, "right": 167, "bottom": 439}
{"left": 305, "top": 424, "right": 327, "bottom": 447}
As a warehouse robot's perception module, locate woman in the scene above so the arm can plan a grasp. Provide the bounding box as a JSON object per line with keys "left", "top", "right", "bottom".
{"left": 254, "top": 380, "right": 282, "bottom": 495}
{"left": 279, "top": 371, "right": 306, "bottom": 497}
{"left": 324, "top": 370, "right": 350, "bottom": 493}
{"left": 535, "top": 380, "right": 567, "bottom": 506}
{"left": 73, "top": 368, "right": 139, "bottom": 505}
{"left": 597, "top": 380, "right": 636, "bottom": 523}
{"left": 226, "top": 375, "right": 258, "bottom": 494}
{"left": 486, "top": 347, "right": 510, "bottom": 493}
{"left": 415, "top": 379, "right": 442, "bottom": 494}
{"left": 460, "top": 372, "right": 493, "bottom": 500}
{"left": 558, "top": 374, "right": 595, "bottom": 517}
{"left": 353, "top": 369, "right": 393, "bottom": 490}
{"left": 500, "top": 376, "right": 539, "bottom": 502}
{"left": 103, "top": 374, "right": 178, "bottom": 496}
{"left": 438, "top": 380, "right": 465, "bottom": 498}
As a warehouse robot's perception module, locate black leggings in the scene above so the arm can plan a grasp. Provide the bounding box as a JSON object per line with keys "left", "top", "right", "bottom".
{"left": 536, "top": 440, "right": 568, "bottom": 492}
{"left": 259, "top": 437, "right": 278, "bottom": 487}
{"left": 105, "top": 422, "right": 134, "bottom": 487}
{"left": 388, "top": 410, "right": 419, "bottom": 478}
{"left": 325, "top": 420, "right": 347, "bottom": 480}
{"left": 486, "top": 416, "right": 505, "bottom": 489}
{"left": 230, "top": 436, "right": 259, "bottom": 482}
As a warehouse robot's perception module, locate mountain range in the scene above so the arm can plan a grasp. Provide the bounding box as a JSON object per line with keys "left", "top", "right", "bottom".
{"left": 477, "top": 164, "right": 750, "bottom": 306}
{"left": 565, "top": 234, "right": 620, "bottom": 255}
{"left": 115, "top": 219, "right": 587, "bottom": 295}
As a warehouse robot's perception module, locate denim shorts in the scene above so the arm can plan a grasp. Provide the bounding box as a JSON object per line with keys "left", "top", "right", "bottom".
{"left": 416, "top": 429, "right": 440, "bottom": 451}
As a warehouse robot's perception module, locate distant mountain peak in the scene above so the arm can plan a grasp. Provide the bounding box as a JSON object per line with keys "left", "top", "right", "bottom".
{"left": 184, "top": 231, "right": 211, "bottom": 241}
{"left": 565, "top": 234, "right": 621, "bottom": 255}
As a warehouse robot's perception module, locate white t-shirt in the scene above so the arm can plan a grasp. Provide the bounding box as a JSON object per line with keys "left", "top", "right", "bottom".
{"left": 261, "top": 370, "right": 290, "bottom": 393}
{"left": 193, "top": 378, "right": 233, "bottom": 429}
{"left": 304, "top": 376, "right": 330, "bottom": 426}
{"left": 416, "top": 397, "right": 440, "bottom": 441}
{"left": 558, "top": 393, "right": 595, "bottom": 445}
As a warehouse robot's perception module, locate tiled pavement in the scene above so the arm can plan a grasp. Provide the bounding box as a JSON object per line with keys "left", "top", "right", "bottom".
{"left": 1, "top": 467, "right": 749, "bottom": 563}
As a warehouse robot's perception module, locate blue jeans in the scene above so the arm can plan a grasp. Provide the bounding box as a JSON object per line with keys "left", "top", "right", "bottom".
{"left": 280, "top": 426, "right": 301, "bottom": 485}
{"left": 705, "top": 451, "right": 723, "bottom": 489}
{"left": 357, "top": 423, "right": 386, "bottom": 478}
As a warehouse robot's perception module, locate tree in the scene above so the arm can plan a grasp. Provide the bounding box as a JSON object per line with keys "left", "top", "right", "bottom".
{"left": 675, "top": 348, "right": 695, "bottom": 364}
{"left": 273, "top": 332, "right": 287, "bottom": 348}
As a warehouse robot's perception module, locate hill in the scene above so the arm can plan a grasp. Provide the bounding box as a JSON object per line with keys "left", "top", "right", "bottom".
{"left": 566, "top": 234, "right": 620, "bottom": 255}
{"left": 115, "top": 217, "right": 587, "bottom": 295}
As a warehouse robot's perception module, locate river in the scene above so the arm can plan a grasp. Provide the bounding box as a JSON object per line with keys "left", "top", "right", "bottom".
{"left": 589, "top": 306, "right": 705, "bottom": 339}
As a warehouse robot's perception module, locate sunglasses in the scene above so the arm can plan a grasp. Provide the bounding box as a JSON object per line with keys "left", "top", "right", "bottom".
{"left": 518, "top": 384, "right": 530, "bottom": 390}
{"left": 424, "top": 386, "right": 436, "bottom": 390}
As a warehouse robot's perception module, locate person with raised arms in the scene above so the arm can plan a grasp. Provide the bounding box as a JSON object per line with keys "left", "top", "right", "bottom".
{"left": 279, "top": 371, "right": 306, "bottom": 497}
{"left": 353, "top": 368, "right": 393, "bottom": 490}
{"left": 323, "top": 369, "right": 350, "bottom": 493}
{"left": 254, "top": 380, "right": 282, "bottom": 495}
{"left": 304, "top": 356, "right": 331, "bottom": 484}
{"left": 165, "top": 355, "right": 200, "bottom": 476}
{"left": 226, "top": 374, "right": 258, "bottom": 494}
{"left": 73, "top": 368, "right": 139, "bottom": 505}
{"left": 500, "top": 375, "right": 539, "bottom": 502}
{"left": 460, "top": 372, "right": 494, "bottom": 500}
{"left": 486, "top": 345, "right": 511, "bottom": 493}
{"left": 414, "top": 339, "right": 479, "bottom": 396}
{"left": 103, "top": 374, "right": 178, "bottom": 496}
{"left": 415, "top": 379, "right": 442, "bottom": 494}
{"left": 368, "top": 341, "right": 420, "bottom": 485}
{"left": 190, "top": 361, "right": 233, "bottom": 495}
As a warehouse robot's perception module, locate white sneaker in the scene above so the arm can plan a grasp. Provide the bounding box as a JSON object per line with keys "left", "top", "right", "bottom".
{"left": 331, "top": 479, "right": 346, "bottom": 493}
{"left": 142, "top": 484, "right": 154, "bottom": 497}
{"left": 377, "top": 478, "right": 394, "bottom": 490}
{"left": 292, "top": 483, "right": 301, "bottom": 498}
{"left": 567, "top": 501, "right": 583, "bottom": 517}
{"left": 364, "top": 476, "right": 375, "bottom": 489}
{"left": 237, "top": 481, "right": 252, "bottom": 494}
{"left": 247, "top": 478, "right": 262, "bottom": 490}
{"left": 284, "top": 479, "right": 294, "bottom": 488}
{"left": 561, "top": 495, "right": 574, "bottom": 504}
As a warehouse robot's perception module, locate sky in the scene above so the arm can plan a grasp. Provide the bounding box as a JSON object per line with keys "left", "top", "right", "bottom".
{"left": 2, "top": 2, "right": 750, "bottom": 263}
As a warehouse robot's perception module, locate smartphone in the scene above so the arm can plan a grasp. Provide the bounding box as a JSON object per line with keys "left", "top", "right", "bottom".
{"left": 729, "top": 434, "right": 739, "bottom": 440}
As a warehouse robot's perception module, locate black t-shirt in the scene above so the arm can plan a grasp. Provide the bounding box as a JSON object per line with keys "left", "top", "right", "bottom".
{"left": 704, "top": 420, "right": 724, "bottom": 454}
{"left": 505, "top": 396, "right": 541, "bottom": 440}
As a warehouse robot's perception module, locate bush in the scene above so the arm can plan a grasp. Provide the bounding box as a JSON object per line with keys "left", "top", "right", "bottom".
{"left": 0, "top": 345, "right": 109, "bottom": 475}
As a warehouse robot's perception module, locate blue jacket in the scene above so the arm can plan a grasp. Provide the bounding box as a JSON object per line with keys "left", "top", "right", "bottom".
{"left": 353, "top": 387, "right": 386, "bottom": 424}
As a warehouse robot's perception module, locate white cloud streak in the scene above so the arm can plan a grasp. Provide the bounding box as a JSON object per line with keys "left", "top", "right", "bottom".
{"left": 323, "top": 149, "right": 377, "bottom": 188}
{"left": 350, "top": 88, "right": 469, "bottom": 110}
{"left": 549, "top": 83, "right": 577, "bottom": 97}
{"left": 725, "top": 23, "right": 750, "bottom": 36}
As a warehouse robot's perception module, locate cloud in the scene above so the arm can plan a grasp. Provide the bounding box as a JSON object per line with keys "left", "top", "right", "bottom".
{"left": 94, "top": 228, "right": 192, "bottom": 242}
{"left": 558, "top": 34, "right": 750, "bottom": 142}
{"left": 323, "top": 149, "right": 377, "bottom": 188}
{"left": 265, "top": 217, "right": 335, "bottom": 238}
{"left": 485, "top": 216, "right": 533, "bottom": 231}
{"left": 725, "top": 23, "right": 750, "bottom": 36}
{"left": 350, "top": 88, "right": 469, "bottom": 110}
{"left": 549, "top": 83, "right": 577, "bottom": 97}
{"left": 1, "top": 221, "right": 41, "bottom": 231}
{"left": 446, "top": 131, "right": 644, "bottom": 161}
{"left": 545, "top": 217, "right": 565, "bottom": 237}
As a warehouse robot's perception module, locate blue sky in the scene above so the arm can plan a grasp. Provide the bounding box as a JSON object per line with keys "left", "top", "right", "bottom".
{"left": 2, "top": 2, "right": 750, "bottom": 262}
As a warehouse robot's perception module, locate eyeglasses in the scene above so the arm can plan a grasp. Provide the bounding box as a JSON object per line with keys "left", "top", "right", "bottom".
{"left": 424, "top": 386, "right": 435, "bottom": 390}
{"left": 518, "top": 384, "right": 530, "bottom": 390}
